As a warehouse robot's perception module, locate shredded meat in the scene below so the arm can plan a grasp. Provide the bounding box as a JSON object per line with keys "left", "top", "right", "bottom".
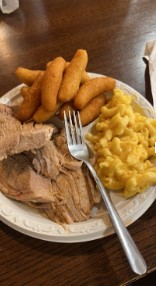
{"left": 0, "top": 104, "right": 53, "bottom": 160}
{"left": 0, "top": 102, "right": 101, "bottom": 224}
{"left": 0, "top": 154, "right": 54, "bottom": 204}
{"left": 30, "top": 129, "right": 101, "bottom": 224}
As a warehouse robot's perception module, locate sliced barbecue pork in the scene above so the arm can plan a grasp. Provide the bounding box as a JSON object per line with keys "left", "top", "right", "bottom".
{"left": 0, "top": 147, "right": 101, "bottom": 224}
{"left": 0, "top": 154, "right": 54, "bottom": 205}
{"left": 31, "top": 140, "right": 82, "bottom": 180}
{"left": 0, "top": 104, "right": 101, "bottom": 224}
{"left": 29, "top": 129, "right": 101, "bottom": 224}
{"left": 45, "top": 167, "right": 95, "bottom": 224}
{"left": 0, "top": 104, "right": 53, "bottom": 160}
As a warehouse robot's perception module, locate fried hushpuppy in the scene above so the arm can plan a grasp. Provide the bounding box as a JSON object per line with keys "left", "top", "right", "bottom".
{"left": 15, "top": 67, "right": 44, "bottom": 86}
{"left": 74, "top": 77, "right": 115, "bottom": 110}
{"left": 41, "top": 57, "right": 66, "bottom": 112}
{"left": 58, "top": 49, "right": 88, "bottom": 102}
{"left": 15, "top": 73, "right": 43, "bottom": 122}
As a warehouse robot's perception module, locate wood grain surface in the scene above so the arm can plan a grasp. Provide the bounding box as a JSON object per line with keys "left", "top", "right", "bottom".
{"left": 0, "top": 1, "right": 156, "bottom": 285}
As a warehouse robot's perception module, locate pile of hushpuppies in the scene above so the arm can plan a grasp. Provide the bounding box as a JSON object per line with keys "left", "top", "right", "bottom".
{"left": 15, "top": 49, "right": 115, "bottom": 125}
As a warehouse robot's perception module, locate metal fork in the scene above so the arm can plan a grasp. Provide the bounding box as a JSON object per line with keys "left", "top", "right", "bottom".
{"left": 64, "top": 111, "right": 147, "bottom": 275}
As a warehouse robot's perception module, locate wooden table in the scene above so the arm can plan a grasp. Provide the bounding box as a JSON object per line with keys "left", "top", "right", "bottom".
{"left": 0, "top": 1, "right": 156, "bottom": 285}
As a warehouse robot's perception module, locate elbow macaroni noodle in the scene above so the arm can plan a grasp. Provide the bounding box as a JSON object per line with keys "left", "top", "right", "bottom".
{"left": 86, "top": 89, "right": 156, "bottom": 198}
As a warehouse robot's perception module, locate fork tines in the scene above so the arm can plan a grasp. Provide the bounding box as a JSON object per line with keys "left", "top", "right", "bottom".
{"left": 64, "top": 111, "right": 84, "bottom": 146}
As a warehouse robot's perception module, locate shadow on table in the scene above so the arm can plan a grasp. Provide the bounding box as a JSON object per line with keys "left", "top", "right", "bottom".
{"left": 0, "top": 221, "right": 124, "bottom": 285}
{"left": 129, "top": 270, "right": 156, "bottom": 286}
{"left": 0, "top": 219, "right": 116, "bottom": 256}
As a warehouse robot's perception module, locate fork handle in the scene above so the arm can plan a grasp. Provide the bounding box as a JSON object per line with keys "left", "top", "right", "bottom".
{"left": 85, "top": 161, "right": 147, "bottom": 275}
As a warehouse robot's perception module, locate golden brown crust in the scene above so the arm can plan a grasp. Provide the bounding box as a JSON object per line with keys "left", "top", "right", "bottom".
{"left": 41, "top": 57, "right": 66, "bottom": 112}
{"left": 15, "top": 51, "right": 112, "bottom": 126}
{"left": 20, "top": 85, "right": 29, "bottom": 98}
{"left": 74, "top": 77, "right": 115, "bottom": 110}
{"left": 15, "top": 67, "right": 44, "bottom": 86}
{"left": 58, "top": 49, "right": 88, "bottom": 102}
{"left": 47, "top": 60, "right": 90, "bottom": 85}
{"left": 33, "top": 102, "right": 62, "bottom": 123}
{"left": 79, "top": 94, "right": 106, "bottom": 126}
{"left": 80, "top": 71, "right": 90, "bottom": 85}
{"left": 15, "top": 73, "right": 43, "bottom": 122}
{"left": 58, "top": 102, "right": 74, "bottom": 120}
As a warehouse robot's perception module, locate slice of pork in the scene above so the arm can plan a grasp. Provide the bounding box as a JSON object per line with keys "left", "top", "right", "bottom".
{"left": 30, "top": 129, "right": 101, "bottom": 224}
{"left": 0, "top": 117, "right": 101, "bottom": 224}
{"left": 0, "top": 154, "right": 54, "bottom": 204}
{"left": 45, "top": 167, "right": 92, "bottom": 224}
{"left": 0, "top": 152, "right": 100, "bottom": 224}
{"left": 0, "top": 104, "right": 53, "bottom": 160}
{"left": 31, "top": 140, "right": 82, "bottom": 180}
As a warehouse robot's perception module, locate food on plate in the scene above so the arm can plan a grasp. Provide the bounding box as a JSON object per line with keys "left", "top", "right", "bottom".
{"left": 86, "top": 88, "right": 156, "bottom": 198}
{"left": 2, "top": 47, "right": 156, "bottom": 228}
{"left": 41, "top": 57, "right": 66, "bottom": 112}
{"left": 46, "top": 61, "right": 90, "bottom": 84}
{"left": 58, "top": 102, "right": 74, "bottom": 120}
{"left": 16, "top": 60, "right": 90, "bottom": 90}
{"left": 0, "top": 103, "right": 53, "bottom": 161}
{"left": 15, "top": 49, "right": 115, "bottom": 125}
{"left": 80, "top": 69, "right": 90, "bottom": 84}
{"left": 0, "top": 154, "right": 54, "bottom": 205}
{"left": 33, "top": 102, "right": 62, "bottom": 123}
{"left": 64, "top": 62, "right": 90, "bottom": 84}
{"left": 0, "top": 47, "right": 155, "bottom": 226}
{"left": 58, "top": 49, "right": 88, "bottom": 102}
{"left": 0, "top": 121, "right": 101, "bottom": 224}
{"left": 15, "top": 73, "right": 43, "bottom": 121}
{"left": 15, "top": 67, "right": 44, "bottom": 86}
{"left": 58, "top": 94, "right": 106, "bottom": 126}
{"left": 34, "top": 130, "right": 100, "bottom": 223}
{"left": 20, "top": 85, "right": 29, "bottom": 98}
{"left": 73, "top": 77, "right": 116, "bottom": 109}
{"left": 79, "top": 93, "right": 106, "bottom": 126}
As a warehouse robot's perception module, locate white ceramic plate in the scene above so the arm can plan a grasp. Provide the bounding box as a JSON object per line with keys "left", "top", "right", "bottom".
{"left": 0, "top": 73, "right": 155, "bottom": 243}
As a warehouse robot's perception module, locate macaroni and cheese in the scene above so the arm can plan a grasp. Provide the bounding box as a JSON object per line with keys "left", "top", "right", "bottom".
{"left": 86, "top": 89, "right": 156, "bottom": 198}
